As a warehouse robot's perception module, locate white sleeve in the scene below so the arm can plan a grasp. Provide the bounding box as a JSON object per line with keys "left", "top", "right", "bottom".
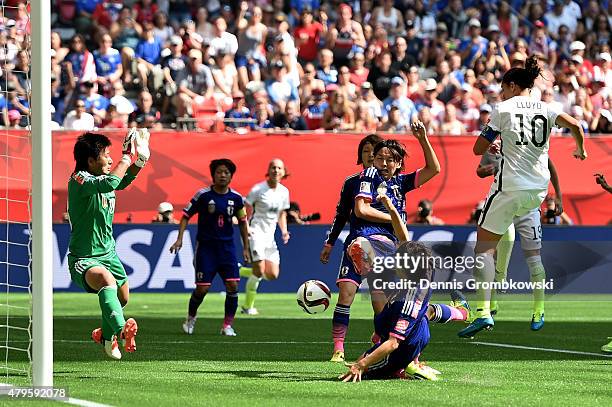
{"left": 547, "top": 103, "right": 562, "bottom": 128}
{"left": 229, "top": 34, "right": 238, "bottom": 55}
{"left": 488, "top": 105, "right": 501, "bottom": 131}
{"left": 283, "top": 189, "right": 290, "bottom": 211}
{"left": 245, "top": 184, "right": 259, "bottom": 206}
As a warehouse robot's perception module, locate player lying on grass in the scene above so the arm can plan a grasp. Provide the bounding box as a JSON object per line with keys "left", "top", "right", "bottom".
{"left": 339, "top": 194, "right": 469, "bottom": 382}
{"left": 68, "top": 129, "right": 150, "bottom": 360}
{"left": 319, "top": 134, "right": 385, "bottom": 363}
{"left": 459, "top": 55, "right": 586, "bottom": 339}
{"left": 171, "top": 159, "right": 250, "bottom": 337}
{"left": 477, "top": 140, "right": 565, "bottom": 330}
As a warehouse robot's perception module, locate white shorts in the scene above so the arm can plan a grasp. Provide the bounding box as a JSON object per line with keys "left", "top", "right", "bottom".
{"left": 479, "top": 188, "right": 547, "bottom": 236}
{"left": 248, "top": 228, "right": 280, "bottom": 264}
{"left": 512, "top": 209, "right": 542, "bottom": 251}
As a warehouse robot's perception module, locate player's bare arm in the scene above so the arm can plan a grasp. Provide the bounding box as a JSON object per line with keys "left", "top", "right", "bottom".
{"left": 548, "top": 158, "right": 563, "bottom": 215}
{"left": 411, "top": 120, "right": 441, "bottom": 187}
{"left": 170, "top": 216, "right": 189, "bottom": 253}
{"left": 339, "top": 336, "right": 400, "bottom": 382}
{"left": 473, "top": 135, "right": 493, "bottom": 156}
{"left": 595, "top": 173, "right": 612, "bottom": 193}
{"left": 354, "top": 197, "right": 392, "bottom": 223}
{"left": 237, "top": 207, "right": 251, "bottom": 263}
{"left": 376, "top": 194, "right": 409, "bottom": 243}
{"left": 278, "top": 210, "right": 290, "bottom": 244}
{"left": 555, "top": 113, "right": 587, "bottom": 160}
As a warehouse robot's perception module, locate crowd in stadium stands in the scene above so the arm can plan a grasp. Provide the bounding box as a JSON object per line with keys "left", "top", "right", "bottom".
{"left": 3, "top": 1, "right": 612, "bottom": 133}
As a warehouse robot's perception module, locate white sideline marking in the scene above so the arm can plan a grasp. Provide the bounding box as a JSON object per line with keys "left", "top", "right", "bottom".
{"left": 471, "top": 342, "right": 612, "bottom": 358}
{"left": 61, "top": 397, "right": 114, "bottom": 407}
{"left": 0, "top": 383, "right": 113, "bottom": 407}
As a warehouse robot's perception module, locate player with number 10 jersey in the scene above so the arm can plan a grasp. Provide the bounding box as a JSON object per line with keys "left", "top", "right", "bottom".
{"left": 460, "top": 55, "right": 587, "bottom": 339}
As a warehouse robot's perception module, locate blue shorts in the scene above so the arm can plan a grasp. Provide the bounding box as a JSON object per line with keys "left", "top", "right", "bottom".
{"left": 362, "top": 316, "right": 430, "bottom": 380}
{"left": 336, "top": 248, "right": 361, "bottom": 287}
{"left": 195, "top": 240, "right": 240, "bottom": 286}
{"left": 235, "top": 55, "right": 263, "bottom": 70}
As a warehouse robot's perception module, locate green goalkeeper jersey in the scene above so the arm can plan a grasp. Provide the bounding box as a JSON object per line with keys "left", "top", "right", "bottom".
{"left": 67, "top": 170, "right": 137, "bottom": 257}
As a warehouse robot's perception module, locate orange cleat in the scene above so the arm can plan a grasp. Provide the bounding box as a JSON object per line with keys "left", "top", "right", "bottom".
{"left": 121, "top": 318, "right": 138, "bottom": 353}
{"left": 91, "top": 327, "right": 103, "bottom": 344}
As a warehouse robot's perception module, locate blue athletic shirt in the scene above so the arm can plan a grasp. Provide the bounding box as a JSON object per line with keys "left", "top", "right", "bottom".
{"left": 325, "top": 172, "right": 360, "bottom": 247}
{"left": 183, "top": 187, "right": 246, "bottom": 243}
{"left": 351, "top": 167, "right": 419, "bottom": 240}
{"left": 93, "top": 48, "right": 122, "bottom": 77}
{"left": 377, "top": 283, "right": 433, "bottom": 342}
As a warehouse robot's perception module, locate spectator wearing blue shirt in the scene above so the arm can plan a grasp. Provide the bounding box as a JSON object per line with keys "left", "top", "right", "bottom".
{"left": 134, "top": 24, "right": 163, "bottom": 91}
{"left": 224, "top": 92, "right": 252, "bottom": 131}
{"left": 316, "top": 49, "right": 338, "bottom": 87}
{"left": 80, "top": 81, "right": 110, "bottom": 125}
{"left": 383, "top": 77, "right": 417, "bottom": 128}
{"left": 93, "top": 33, "right": 123, "bottom": 95}
{"left": 75, "top": 0, "right": 102, "bottom": 34}
{"left": 266, "top": 60, "right": 299, "bottom": 113}
{"left": 459, "top": 19, "right": 488, "bottom": 68}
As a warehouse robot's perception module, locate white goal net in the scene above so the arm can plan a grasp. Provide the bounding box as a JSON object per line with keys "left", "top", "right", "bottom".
{"left": 0, "top": 0, "right": 52, "bottom": 387}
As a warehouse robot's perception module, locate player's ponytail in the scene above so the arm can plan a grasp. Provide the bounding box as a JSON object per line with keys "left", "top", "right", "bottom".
{"left": 523, "top": 55, "right": 541, "bottom": 89}
{"left": 502, "top": 54, "right": 542, "bottom": 90}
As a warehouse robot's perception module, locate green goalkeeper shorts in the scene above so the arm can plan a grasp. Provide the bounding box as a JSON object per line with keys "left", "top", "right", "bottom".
{"left": 68, "top": 251, "right": 128, "bottom": 293}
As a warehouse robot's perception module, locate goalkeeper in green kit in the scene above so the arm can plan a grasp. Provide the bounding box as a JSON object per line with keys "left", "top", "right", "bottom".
{"left": 67, "top": 129, "right": 150, "bottom": 360}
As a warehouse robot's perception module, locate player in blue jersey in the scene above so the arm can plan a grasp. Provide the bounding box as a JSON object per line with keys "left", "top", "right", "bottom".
{"left": 170, "top": 159, "right": 250, "bottom": 337}
{"left": 340, "top": 193, "right": 468, "bottom": 381}
{"left": 348, "top": 121, "right": 440, "bottom": 276}
{"left": 320, "top": 134, "right": 383, "bottom": 363}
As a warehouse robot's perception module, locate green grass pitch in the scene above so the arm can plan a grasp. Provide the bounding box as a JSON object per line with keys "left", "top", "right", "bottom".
{"left": 2, "top": 292, "right": 612, "bottom": 406}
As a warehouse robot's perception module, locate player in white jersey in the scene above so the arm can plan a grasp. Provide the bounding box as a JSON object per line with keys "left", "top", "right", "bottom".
{"left": 477, "top": 140, "right": 564, "bottom": 331}
{"left": 240, "top": 159, "right": 291, "bottom": 315}
{"left": 459, "top": 56, "right": 587, "bottom": 338}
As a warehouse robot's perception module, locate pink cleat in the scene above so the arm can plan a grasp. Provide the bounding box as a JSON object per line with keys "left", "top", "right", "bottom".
{"left": 121, "top": 318, "right": 138, "bottom": 353}
{"left": 91, "top": 327, "right": 103, "bottom": 344}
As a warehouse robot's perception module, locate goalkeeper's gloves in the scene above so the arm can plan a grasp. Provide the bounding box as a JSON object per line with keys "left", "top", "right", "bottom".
{"left": 122, "top": 128, "right": 137, "bottom": 155}
{"left": 121, "top": 128, "right": 137, "bottom": 165}
{"left": 134, "top": 128, "right": 151, "bottom": 168}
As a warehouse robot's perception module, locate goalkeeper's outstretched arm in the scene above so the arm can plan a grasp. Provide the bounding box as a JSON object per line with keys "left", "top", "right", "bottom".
{"left": 117, "top": 128, "right": 151, "bottom": 190}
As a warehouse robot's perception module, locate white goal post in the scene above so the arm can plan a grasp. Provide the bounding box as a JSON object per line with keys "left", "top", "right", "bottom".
{"left": 31, "top": 0, "right": 53, "bottom": 387}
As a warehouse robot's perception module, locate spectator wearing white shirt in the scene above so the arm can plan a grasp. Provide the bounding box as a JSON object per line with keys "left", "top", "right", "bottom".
{"left": 63, "top": 101, "right": 95, "bottom": 130}
{"left": 562, "top": 0, "right": 582, "bottom": 22}
{"left": 209, "top": 17, "right": 238, "bottom": 57}
{"left": 593, "top": 53, "right": 612, "bottom": 87}
{"left": 544, "top": 0, "right": 577, "bottom": 39}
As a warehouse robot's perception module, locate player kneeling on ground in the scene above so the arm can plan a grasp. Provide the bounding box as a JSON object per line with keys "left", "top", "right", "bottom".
{"left": 68, "top": 129, "right": 150, "bottom": 360}
{"left": 171, "top": 159, "right": 250, "bottom": 337}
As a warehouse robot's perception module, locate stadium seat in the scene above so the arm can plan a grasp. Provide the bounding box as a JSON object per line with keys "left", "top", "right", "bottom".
{"left": 193, "top": 97, "right": 223, "bottom": 131}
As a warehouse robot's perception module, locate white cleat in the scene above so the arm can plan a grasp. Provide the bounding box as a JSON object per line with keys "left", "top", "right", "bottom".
{"left": 182, "top": 316, "right": 196, "bottom": 335}
{"left": 240, "top": 306, "right": 259, "bottom": 315}
{"left": 220, "top": 326, "right": 237, "bottom": 336}
{"left": 104, "top": 336, "right": 122, "bottom": 360}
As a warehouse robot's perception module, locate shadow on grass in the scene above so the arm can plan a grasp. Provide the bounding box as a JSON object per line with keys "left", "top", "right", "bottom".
{"left": 3, "top": 317, "right": 611, "bottom": 363}
{"left": 174, "top": 370, "right": 337, "bottom": 382}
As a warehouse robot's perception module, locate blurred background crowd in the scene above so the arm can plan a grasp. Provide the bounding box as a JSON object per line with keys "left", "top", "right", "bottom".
{"left": 4, "top": 0, "right": 612, "bottom": 133}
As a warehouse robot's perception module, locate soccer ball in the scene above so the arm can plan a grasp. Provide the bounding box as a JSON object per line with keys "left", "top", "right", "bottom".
{"left": 296, "top": 280, "right": 331, "bottom": 314}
